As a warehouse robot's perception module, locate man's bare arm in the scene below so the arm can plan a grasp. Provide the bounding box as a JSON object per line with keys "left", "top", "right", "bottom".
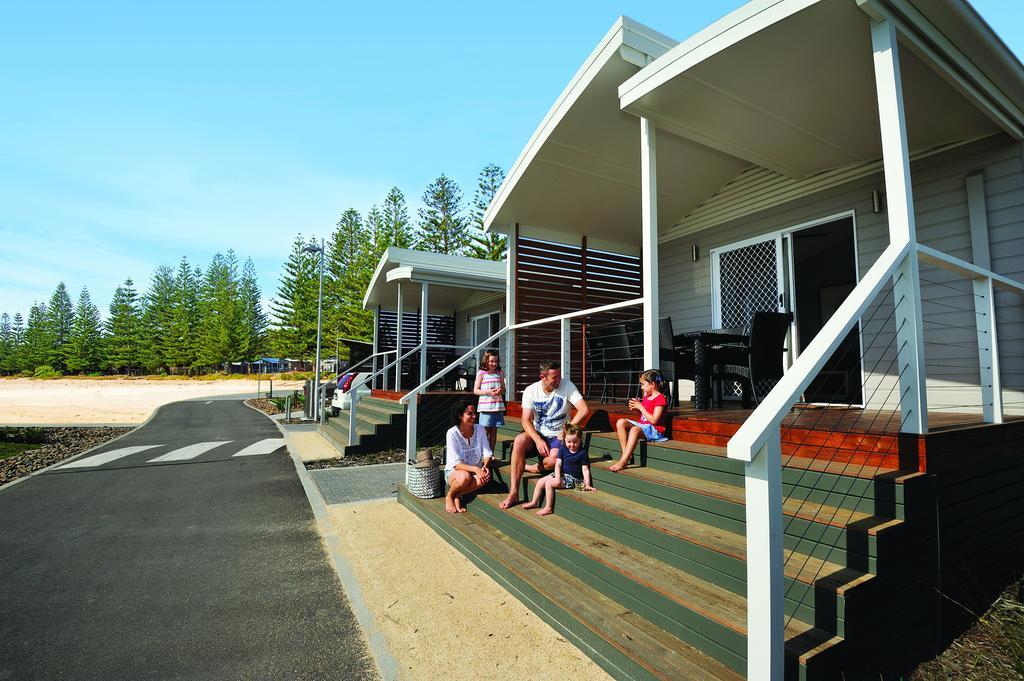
{"left": 569, "top": 399, "right": 590, "bottom": 425}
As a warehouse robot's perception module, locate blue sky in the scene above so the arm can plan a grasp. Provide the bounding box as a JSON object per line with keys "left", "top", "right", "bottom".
{"left": 2, "top": 1, "right": 1022, "bottom": 319}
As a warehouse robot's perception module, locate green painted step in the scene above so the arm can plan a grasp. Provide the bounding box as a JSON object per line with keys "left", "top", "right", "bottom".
{"left": 399, "top": 486, "right": 745, "bottom": 681}
{"left": 590, "top": 459, "right": 905, "bottom": 572}
{"left": 468, "top": 488, "right": 845, "bottom": 679}
{"left": 495, "top": 428, "right": 911, "bottom": 521}
{"left": 360, "top": 396, "right": 406, "bottom": 415}
{"left": 512, "top": 468, "right": 874, "bottom": 639}
{"left": 356, "top": 399, "right": 406, "bottom": 422}
{"left": 319, "top": 414, "right": 402, "bottom": 455}
{"left": 585, "top": 434, "right": 911, "bottom": 518}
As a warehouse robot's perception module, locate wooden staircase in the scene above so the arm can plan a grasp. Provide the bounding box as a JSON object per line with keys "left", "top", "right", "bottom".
{"left": 318, "top": 395, "right": 406, "bottom": 455}
{"left": 400, "top": 415, "right": 938, "bottom": 680}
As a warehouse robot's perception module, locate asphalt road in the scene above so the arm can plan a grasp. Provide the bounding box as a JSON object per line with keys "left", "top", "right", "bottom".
{"left": 0, "top": 399, "right": 378, "bottom": 681}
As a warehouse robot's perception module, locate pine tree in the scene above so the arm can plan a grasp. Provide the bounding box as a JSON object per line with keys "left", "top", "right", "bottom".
{"left": 46, "top": 282, "right": 74, "bottom": 372}
{"left": 0, "top": 313, "right": 12, "bottom": 374}
{"left": 165, "top": 258, "right": 200, "bottom": 372}
{"left": 195, "top": 251, "right": 241, "bottom": 369}
{"left": 10, "top": 313, "right": 25, "bottom": 372}
{"left": 237, "top": 258, "right": 268, "bottom": 362}
{"left": 66, "top": 288, "right": 103, "bottom": 374}
{"left": 269, "top": 236, "right": 321, "bottom": 361}
{"left": 326, "top": 209, "right": 373, "bottom": 349}
{"left": 140, "top": 264, "right": 177, "bottom": 372}
{"left": 382, "top": 186, "right": 417, "bottom": 248}
{"left": 417, "top": 174, "right": 468, "bottom": 255}
{"left": 105, "top": 279, "right": 142, "bottom": 374}
{"left": 467, "top": 163, "right": 508, "bottom": 261}
{"left": 366, "top": 204, "right": 388, "bottom": 263}
{"left": 23, "top": 303, "right": 52, "bottom": 371}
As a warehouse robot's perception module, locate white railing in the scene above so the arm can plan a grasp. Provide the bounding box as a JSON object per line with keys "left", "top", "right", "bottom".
{"left": 398, "top": 297, "right": 645, "bottom": 478}
{"left": 316, "top": 350, "right": 396, "bottom": 424}
{"left": 728, "top": 240, "right": 1024, "bottom": 677}
{"left": 345, "top": 343, "right": 423, "bottom": 444}
{"left": 338, "top": 343, "right": 479, "bottom": 445}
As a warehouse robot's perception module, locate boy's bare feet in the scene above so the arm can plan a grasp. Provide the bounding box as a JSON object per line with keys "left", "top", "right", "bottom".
{"left": 522, "top": 501, "right": 538, "bottom": 510}
{"left": 445, "top": 496, "right": 458, "bottom": 513}
{"left": 609, "top": 461, "right": 627, "bottom": 472}
{"left": 524, "top": 463, "right": 540, "bottom": 474}
{"left": 454, "top": 497, "right": 466, "bottom": 513}
{"left": 499, "top": 492, "right": 518, "bottom": 509}
{"left": 536, "top": 508, "right": 553, "bottom": 516}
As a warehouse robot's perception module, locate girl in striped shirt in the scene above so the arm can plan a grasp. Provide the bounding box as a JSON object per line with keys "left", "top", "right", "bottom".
{"left": 473, "top": 349, "right": 506, "bottom": 451}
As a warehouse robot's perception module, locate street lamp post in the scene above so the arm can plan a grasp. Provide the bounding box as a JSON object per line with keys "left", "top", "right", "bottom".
{"left": 303, "top": 239, "right": 325, "bottom": 421}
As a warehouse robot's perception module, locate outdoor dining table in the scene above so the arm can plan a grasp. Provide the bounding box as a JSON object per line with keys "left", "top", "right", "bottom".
{"left": 674, "top": 328, "right": 750, "bottom": 410}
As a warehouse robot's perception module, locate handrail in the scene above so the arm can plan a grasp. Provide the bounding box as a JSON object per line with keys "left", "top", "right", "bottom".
{"left": 399, "top": 296, "right": 645, "bottom": 404}
{"left": 344, "top": 343, "right": 424, "bottom": 444}
{"left": 317, "top": 350, "right": 397, "bottom": 394}
{"left": 727, "top": 241, "right": 911, "bottom": 462}
{"left": 916, "top": 242, "right": 1024, "bottom": 294}
{"left": 399, "top": 330, "right": 508, "bottom": 404}
{"left": 352, "top": 343, "right": 423, "bottom": 395}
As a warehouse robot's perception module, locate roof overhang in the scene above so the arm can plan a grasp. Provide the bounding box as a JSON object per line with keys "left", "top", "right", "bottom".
{"left": 482, "top": 17, "right": 751, "bottom": 250}
{"left": 362, "top": 248, "right": 506, "bottom": 314}
{"left": 617, "top": 0, "right": 1024, "bottom": 180}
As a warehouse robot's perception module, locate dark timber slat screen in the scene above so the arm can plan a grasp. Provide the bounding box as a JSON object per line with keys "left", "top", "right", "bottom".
{"left": 513, "top": 234, "right": 642, "bottom": 398}
{"left": 377, "top": 311, "right": 455, "bottom": 389}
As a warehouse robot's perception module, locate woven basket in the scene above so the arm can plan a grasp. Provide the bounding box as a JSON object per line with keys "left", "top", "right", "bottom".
{"left": 407, "top": 462, "right": 443, "bottom": 499}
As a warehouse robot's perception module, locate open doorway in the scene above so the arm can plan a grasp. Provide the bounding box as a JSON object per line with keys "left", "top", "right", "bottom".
{"left": 787, "top": 215, "right": 862, "bottom": 405}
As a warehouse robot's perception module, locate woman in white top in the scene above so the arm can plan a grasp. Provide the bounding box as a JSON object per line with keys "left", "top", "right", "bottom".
{"left": 444, "top": 400, "right": 493, "bottom": 514}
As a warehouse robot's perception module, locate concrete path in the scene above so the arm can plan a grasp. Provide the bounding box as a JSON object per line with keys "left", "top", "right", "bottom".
{"left": 309, "top": 463, "right": 404, "bottom": 505}
{"left": 0, "top": 399, "right": 378, "bottom": 681}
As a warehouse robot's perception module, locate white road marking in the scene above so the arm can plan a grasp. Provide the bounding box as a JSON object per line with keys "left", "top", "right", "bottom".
{"left": 205, "top": 401, "right": 213, "bottom": 404}
{"left": 147, "top": 441, "right": 232, "bottom": 462}
{"left": 60, "top": 445, "right": 163, "bottom": 469}
{"left": 232, "top": 438, "right": 285, "bottom": 457}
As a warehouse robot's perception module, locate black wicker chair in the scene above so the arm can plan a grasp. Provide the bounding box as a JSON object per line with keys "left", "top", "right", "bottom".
{"left": 710, "top": 311, "right": 793, "bottom": 407}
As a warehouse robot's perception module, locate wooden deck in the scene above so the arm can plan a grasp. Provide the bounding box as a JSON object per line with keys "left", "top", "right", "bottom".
{"left": 370, "top": 390, "right": 1020, "bottom": 473}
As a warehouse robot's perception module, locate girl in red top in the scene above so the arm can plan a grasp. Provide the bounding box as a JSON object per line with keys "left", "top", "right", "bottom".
{"left": 610, "top": 369, "right": 668, "bottom": 472}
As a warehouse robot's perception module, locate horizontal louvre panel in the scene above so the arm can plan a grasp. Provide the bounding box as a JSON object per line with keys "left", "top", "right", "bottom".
{"left": 514, "top": 234, "right": 643, "bottom": 395}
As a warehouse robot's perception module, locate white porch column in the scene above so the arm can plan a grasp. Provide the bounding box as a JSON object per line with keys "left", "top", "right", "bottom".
{"left": 641, "top": 117, "right": 660, "bottom": 369}
{"left": 745, "top": 430, "right": 785, "bottom": 681}
{"left": 372, "top": 307, "right": 379, "bottom": 386}
{"left": 967, "top": 172, "right": 1003, "bottom": 423}
{"left": 506, "top": 229, "right": 517, "bottom": 402}
{"left": 395, "top": 283, "right": 403, "bottom": 390}
{"left": 870, "top": 17, "right": 928, "bottom": 434}
{"left": 419, "top": 282, "right": 429, "bottom": 388}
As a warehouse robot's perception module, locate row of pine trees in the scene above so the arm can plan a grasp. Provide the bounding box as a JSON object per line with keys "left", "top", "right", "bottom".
{"left": 268, "top": 166, "right": 507, "bottom": 362}
{"left": 0, "top": 254, "right": 267, "bottom": 376}
{"left": 0, "top": 165, "right": 506, "bottom": 376}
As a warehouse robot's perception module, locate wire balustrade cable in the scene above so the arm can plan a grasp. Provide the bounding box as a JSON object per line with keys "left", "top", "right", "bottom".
{"left": 775, "top": 260, "right": 1024, "bottom": 628}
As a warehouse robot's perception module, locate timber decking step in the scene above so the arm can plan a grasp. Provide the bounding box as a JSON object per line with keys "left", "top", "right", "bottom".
{"left": 512, "top": 467, "right": 872, "bottom": 595}
{"left": 586, "top": 432, "right": 912, "bottom": 481}
{"left": 360, "top": 396, "right": 406, "bottom": 414}
{"left": 403, "top": 488, "right": 744, "bottom": 681}
{"left": 355, "top": 399, "right": 405, "bottom": 421}
{"left": 589, "top": 459, "right": 896, "bottom": 533}
{"left": 470, "top": 489, "right": 845, "bottom": 673}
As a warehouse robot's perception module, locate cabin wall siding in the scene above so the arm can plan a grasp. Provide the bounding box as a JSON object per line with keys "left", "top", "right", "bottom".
{"left": 659, "top": 136, "right": 1024, "bottom": 415}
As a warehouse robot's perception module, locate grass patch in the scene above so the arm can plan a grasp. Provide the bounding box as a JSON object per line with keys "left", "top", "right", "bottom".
{"left": 0, "top": 427, "right": 47, "bottom": 460}
{"left": 0, "top": 442, "right": 38, "bottom": 460}
{"left": 912, "top": 578, "right": 1024, "bottom": 680}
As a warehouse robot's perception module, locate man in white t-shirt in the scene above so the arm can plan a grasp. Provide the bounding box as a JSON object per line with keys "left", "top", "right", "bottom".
{"left": 499, "top": 359, "right": 589, "bottom": 510}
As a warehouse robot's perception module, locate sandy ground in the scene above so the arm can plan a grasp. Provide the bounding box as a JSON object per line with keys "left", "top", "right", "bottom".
{"left": 286, "top": 430, "right": 341, "bottom": 462}
{"left": 0, "top": 378, "right": 302, "bottom": 424}
{"left": 329, "top": 500, "right": 613, "bottom": 681}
